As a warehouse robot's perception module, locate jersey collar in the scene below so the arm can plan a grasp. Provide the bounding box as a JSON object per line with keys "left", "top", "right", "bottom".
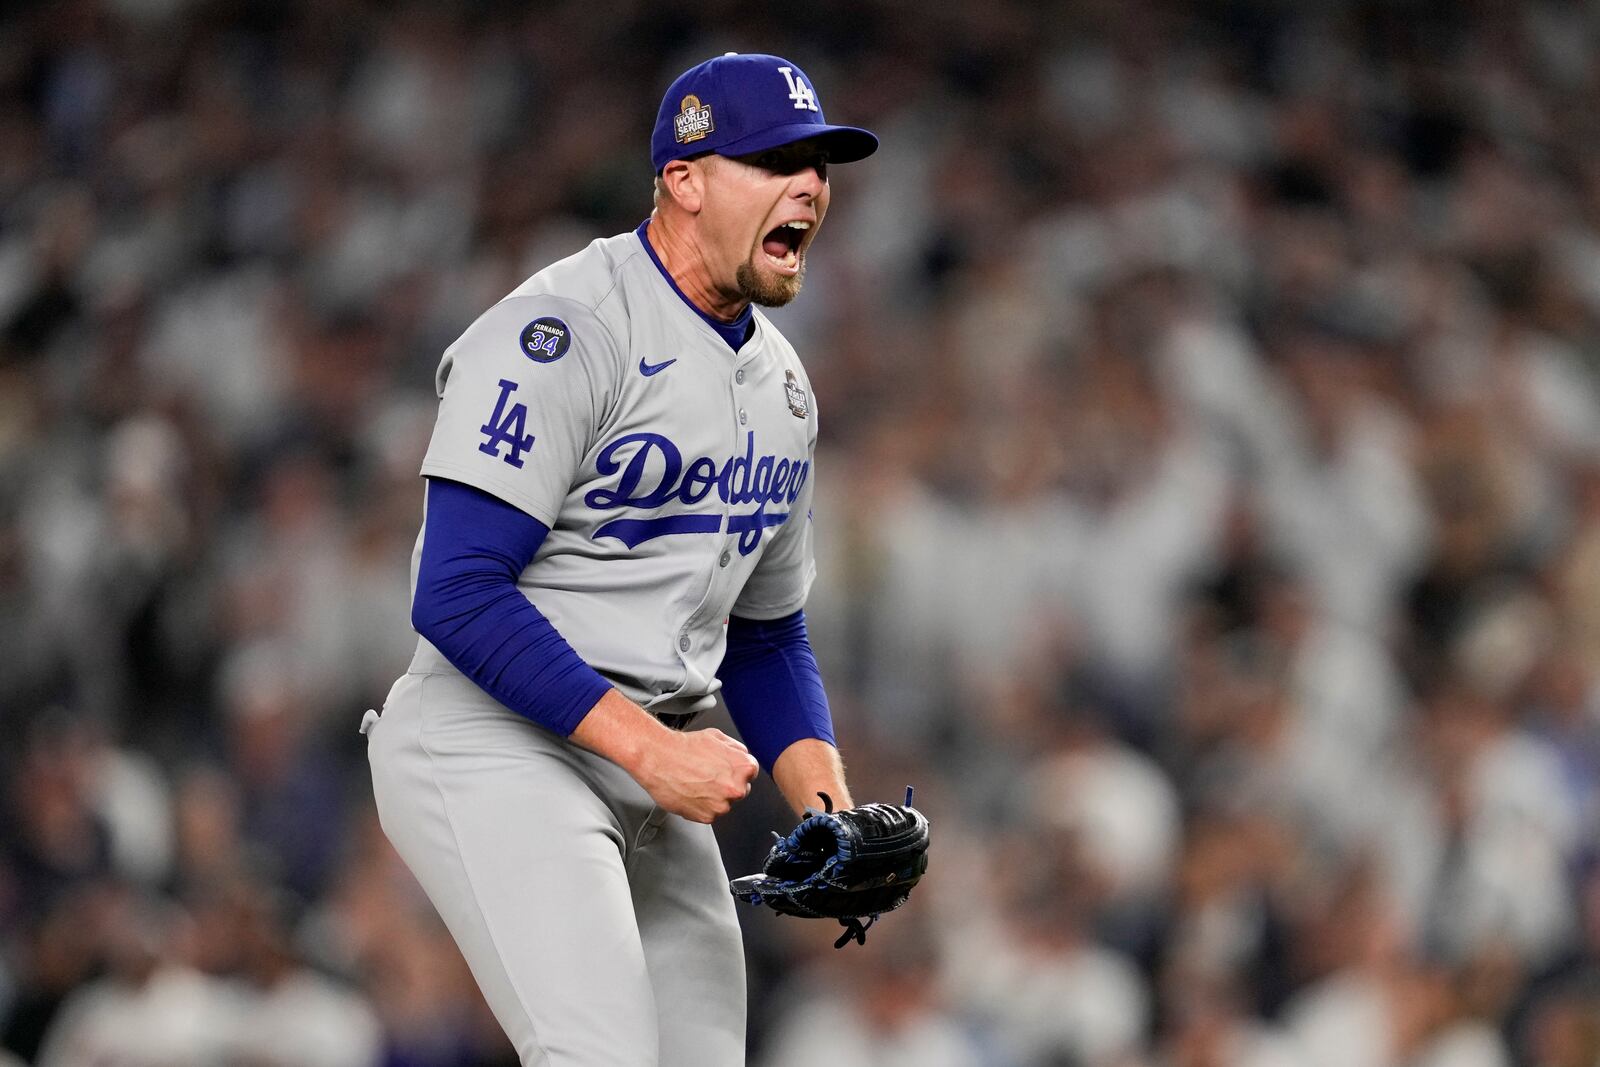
{"left": 635, "top": 220, "right": 755, "bottom": 352}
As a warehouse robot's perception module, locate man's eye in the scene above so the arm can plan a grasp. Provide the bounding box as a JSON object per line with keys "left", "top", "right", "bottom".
{"left": 758, "top": 153, "right": 781, "bottom": 170}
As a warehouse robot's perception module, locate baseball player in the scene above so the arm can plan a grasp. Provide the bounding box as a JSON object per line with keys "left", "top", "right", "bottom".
{"left": 364, "top": 53, "right": 877, "bottom": 1066}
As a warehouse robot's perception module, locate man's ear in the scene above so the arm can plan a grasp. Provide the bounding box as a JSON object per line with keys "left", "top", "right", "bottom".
{"left": 660, "top": 158, "right": 705, "bottom": 214}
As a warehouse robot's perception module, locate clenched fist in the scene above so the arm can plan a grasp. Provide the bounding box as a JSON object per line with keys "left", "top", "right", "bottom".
{"left": 635, "top": 727, "right": 760, "bottom": 823}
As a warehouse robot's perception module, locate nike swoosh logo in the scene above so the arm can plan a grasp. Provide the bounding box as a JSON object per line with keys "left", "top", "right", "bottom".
{"left": 639, "top": 357, "right": 677, "bottom": 377}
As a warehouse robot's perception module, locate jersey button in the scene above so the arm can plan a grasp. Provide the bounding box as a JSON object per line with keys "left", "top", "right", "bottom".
{"left": 719, "top": 550, "right": 731, "bottom": 567}
{"left": 735, "top": 369, "right": 745, "bottom": 385}
{"left": 738, "top": 408, "right": 747, "bottom": 425}
{"left": 678, "top": 634, "right": 691, "bottom": 652}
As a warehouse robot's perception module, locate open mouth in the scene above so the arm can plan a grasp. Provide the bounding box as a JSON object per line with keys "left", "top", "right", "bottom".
{"left": 761, "top": 220, "right": 810, "bottom": 272}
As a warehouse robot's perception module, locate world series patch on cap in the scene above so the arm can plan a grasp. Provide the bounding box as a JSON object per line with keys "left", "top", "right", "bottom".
{"left": 674, "top": 95, "right": 715, "bottom": 145}
{"left": 651, "top": 53, "right": 878, "bottom": 173}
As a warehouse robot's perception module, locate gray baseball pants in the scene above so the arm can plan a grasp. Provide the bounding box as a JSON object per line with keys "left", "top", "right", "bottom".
{"left": 365, "top": 669, "right": 747, "bottom": 1066}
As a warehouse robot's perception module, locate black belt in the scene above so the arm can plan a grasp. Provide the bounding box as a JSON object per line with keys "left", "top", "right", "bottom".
{"left": 650, "top": 694, "right": 713, "bottom": 731}
{"left": 654, "top": 710, "right": 699, "bottom": 731}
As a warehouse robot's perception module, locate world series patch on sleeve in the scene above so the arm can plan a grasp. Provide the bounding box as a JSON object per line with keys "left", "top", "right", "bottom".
{"left": 729, "top": 788, "right": 930, "bottom": 948}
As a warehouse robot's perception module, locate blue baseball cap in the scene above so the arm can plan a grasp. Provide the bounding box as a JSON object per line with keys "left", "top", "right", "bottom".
{"left": 650, "top": 53, "right": 878, "bottom": 173}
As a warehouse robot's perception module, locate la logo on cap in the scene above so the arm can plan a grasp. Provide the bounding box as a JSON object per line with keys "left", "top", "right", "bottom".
{"left": 674, "top": 94, "right": 714, "bottom": 144}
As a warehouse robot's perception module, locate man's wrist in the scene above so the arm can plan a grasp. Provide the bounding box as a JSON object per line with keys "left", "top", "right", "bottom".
{"left": 772, "top": 737, "right": 851, "bottom": 815}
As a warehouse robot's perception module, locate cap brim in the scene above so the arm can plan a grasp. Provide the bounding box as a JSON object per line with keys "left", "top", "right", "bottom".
{"left": 715, "top": 122, "right": 879, "bottom": 165}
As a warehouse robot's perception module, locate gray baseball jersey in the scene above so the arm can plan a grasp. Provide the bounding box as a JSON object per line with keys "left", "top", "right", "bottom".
{"left": 407, "top": 228, "right": 819, "bottom": 707}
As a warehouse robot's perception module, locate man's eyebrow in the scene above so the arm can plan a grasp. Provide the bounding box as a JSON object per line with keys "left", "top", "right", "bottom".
{"left": 778, "top": 148, "right": 829, "bottom": 168}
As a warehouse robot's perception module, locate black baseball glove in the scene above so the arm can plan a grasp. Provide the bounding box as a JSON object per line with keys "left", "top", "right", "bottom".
{"left": 729, "top": 788, "right": 930, "bottom": 948}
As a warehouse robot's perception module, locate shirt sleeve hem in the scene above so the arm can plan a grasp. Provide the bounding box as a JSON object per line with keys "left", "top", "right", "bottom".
{"left": 418, "top": 461, "right": 563, "bottom": 528}
{"left": 730, "top": 565, "right": 817, "bottom": 621}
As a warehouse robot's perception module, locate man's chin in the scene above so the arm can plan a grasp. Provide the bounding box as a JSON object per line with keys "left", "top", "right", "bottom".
{"left": 736, "top": 258, "right": 806, "bottom": 308}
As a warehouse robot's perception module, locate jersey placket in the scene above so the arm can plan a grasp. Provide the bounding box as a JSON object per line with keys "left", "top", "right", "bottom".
{"left": 659, "top": 334, "right": 745, "bottom": 694}
{"left": 673, "top": 338, "right": 769, "bottom": 685}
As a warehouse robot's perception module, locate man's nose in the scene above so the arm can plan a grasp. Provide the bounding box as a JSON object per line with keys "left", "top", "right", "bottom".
{"left": 790, "top": 167, "right": 825, "bottom": 197}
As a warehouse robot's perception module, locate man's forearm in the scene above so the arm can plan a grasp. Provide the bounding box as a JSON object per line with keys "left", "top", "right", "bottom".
{"left": 772, "top": 737, "right": 852, "bottom": 816}
{"left": 572, "top": 689, "right": 760, "bottom": 825}
{"left": 569, "top": 688, "right": 671, "bottom": 776}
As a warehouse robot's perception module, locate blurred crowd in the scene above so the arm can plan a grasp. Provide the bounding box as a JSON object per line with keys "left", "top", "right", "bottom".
{"left": 5, "top": 0, "right": 1600, "bottom": 1064}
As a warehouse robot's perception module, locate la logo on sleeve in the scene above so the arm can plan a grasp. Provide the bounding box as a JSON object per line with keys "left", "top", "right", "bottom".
{"left": 479, "top": 379, "right": 536, "bottom": 468}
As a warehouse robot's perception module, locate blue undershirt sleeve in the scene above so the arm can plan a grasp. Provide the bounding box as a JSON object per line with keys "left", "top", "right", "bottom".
{"left": 410, "top": 477, "right": 614, "bottom": 736}
{"left": 718, "top": 610, "right": 836, "bottom": 774}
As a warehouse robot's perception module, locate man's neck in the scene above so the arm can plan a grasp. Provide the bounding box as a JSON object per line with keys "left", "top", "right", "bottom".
{"left": 645, "top": 215, "right": 749, "bottom": 323}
